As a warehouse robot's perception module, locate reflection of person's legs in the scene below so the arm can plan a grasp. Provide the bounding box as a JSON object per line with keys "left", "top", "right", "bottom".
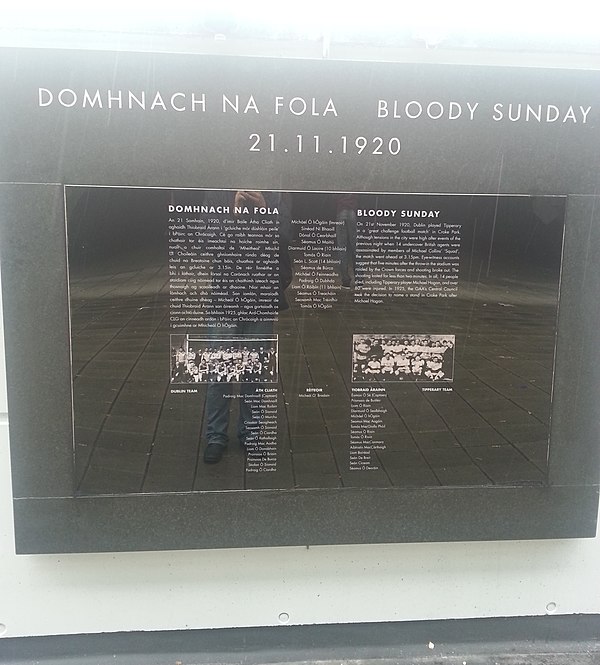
{"left": 239, "top": 385, "right": 259, "bottom": 447}
{"left": 204, "top": 320, "right": 274, "bottom": 462}
{"left": 206, "top": 381, "right": 234, "bottom": 446}
{"left": 203, "top": 326, "right": 232, "bottom": 463}
{"left": 237, "top": 321, "right": 273, "bottom": 446}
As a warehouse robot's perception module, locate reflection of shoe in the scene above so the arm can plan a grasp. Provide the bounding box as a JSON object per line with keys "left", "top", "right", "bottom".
{"left": 341, "top": 280, "right": 351, "bottom": 289}
{"left": 203, "top": 442, "right": 226, "bottom": 464}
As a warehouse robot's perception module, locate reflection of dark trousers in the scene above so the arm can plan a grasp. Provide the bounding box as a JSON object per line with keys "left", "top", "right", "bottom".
{"left": 336, "top": 209, "right": 357, "bottom": 283}
{"left": 205, "top": 321, "right": 273, "bottom": 446}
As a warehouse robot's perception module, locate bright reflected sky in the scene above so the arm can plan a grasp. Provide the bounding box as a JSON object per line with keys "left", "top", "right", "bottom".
{"left": 0, "top": 1, "right": 598, "bottom": 34}
{"left": 2, "top": 1, "right": 600, "bottom": 51}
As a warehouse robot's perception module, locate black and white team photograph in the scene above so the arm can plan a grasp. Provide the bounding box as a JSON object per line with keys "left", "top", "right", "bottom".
{"left": 170, "top": 335, "right": 278, "bottom": 384}
{"left": 352, "top": 334, "right": 455, "bottom": 382}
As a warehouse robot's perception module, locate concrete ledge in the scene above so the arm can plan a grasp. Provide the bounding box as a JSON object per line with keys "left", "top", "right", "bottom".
{"left": 1, "top": 615, "right": 600, "bottom": 664}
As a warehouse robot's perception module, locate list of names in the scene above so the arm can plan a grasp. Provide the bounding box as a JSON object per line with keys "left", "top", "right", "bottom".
{"left": 350, "top": 386, "right": 387, "bottom": 471}
{"left": 288, "top": 218, "right": 341, "bottom": 310}
{"left": 245, "top": 388, "right": 278, "bottom": 472}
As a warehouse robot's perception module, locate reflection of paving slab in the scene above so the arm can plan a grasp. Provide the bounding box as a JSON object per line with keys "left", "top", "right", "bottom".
{"left": 72, "top": 266, "right": 556, "bottom": 495}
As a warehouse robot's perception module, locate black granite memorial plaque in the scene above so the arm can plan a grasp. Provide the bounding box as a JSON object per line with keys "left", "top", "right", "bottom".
{"left": 1, "top": 48, "right": 599, "bottom": 551}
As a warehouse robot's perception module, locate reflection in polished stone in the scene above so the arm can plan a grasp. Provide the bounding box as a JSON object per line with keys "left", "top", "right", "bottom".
{"left": 68, "top": 188, "right": 562, "bottom": 495}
